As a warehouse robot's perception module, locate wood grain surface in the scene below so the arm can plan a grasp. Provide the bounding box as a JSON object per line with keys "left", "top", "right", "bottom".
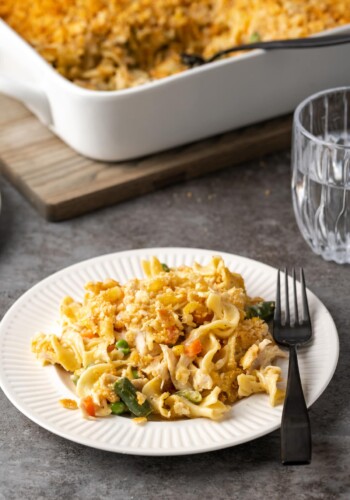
{"left": 0, "top": 95, "right": 292, "bottom": 221}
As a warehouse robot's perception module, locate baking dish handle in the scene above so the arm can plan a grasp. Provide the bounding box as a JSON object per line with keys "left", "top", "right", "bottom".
{"left": 0, "top": 75, "right": 52, "bottom": 126}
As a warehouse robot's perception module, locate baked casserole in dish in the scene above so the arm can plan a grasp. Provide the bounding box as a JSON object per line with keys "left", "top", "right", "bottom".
{"left": 1, "top": 0, "right": 350, "bottom": 160}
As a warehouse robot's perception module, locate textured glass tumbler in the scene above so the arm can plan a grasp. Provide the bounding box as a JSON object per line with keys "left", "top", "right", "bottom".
{"left": 292, "top": 87, "right": 350, "bottom": 264}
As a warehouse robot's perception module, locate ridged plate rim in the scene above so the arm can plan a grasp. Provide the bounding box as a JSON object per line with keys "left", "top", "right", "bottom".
{"left": 0, "top": 247, "right": 339, "bottom": 455}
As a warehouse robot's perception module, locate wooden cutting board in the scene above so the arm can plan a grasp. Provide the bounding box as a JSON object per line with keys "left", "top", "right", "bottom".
{"left": 0, "top": 95, "right": 292, "bottom": 221}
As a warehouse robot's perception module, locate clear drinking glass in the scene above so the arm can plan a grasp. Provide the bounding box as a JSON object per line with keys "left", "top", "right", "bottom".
{"left": 292, "top": 87, "right": 350, "bottom": 264}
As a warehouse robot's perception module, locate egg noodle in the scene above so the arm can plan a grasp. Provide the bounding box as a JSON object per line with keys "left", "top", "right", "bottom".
{"left": 31, "top": 256, "right": 286, "bottom": 422}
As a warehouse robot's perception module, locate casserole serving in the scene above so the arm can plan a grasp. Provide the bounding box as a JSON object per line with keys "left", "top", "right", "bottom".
{"left": 1, "top": 19, "right": 350, "bottom": 161}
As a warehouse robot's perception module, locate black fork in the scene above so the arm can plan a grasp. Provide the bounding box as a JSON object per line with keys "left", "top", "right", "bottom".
{"left": 273, "top": 268, "right": 312, "bottom": 465}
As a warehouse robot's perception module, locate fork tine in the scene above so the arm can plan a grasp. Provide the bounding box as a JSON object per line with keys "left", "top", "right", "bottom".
{"left": 300, "top": 268, "right": 311, "bottom": 324}
{"left": 284, "top": 268, "right": 290, "bottom": 326}
{"left": 274, "top": 270, "right": 281, "bottom": 323}
{"left": 293, "top": 268, "right": 299, "bottom": 325}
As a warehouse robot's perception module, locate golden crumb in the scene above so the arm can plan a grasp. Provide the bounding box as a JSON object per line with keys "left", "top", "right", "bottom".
{"left": 265, "top": 189, "right": 271, "bottom": 197}
{"left": 132, "top": 417, "right": 148, "bottom": 425}
{"left": 136, "top": 391, "right": 147, "bottom": 405}
{"left": 186, "top": 192, "right": 193, "bottom": 198}
{"left": 172, "top": 345, "right": 185, "bottom": 356}
{"left": 59, "top": 399, "right": 78, "bottom": 410}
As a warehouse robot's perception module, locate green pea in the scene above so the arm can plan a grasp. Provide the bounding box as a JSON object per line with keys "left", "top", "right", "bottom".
{"left": 110, "top": 401, "right": 128, "bottom": 415}
{"left": 132, "top": 368, "right": 139, "bottom": 379}
{"left": 116, "top": 339, "right": 130, "bottom": 355}
{"left": 116, "top": 339, "right": 129, "bottom": 349}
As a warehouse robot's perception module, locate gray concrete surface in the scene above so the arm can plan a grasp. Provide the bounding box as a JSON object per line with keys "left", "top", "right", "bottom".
{"left": 0, "top": 152, "right": 349, "bottom": 500}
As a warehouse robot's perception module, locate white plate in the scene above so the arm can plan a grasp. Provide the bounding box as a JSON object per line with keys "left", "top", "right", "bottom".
{"left": 0, "top": 248, "right": 339, "bottom": 455}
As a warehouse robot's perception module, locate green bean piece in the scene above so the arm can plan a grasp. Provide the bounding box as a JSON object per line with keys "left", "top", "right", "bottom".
{"left": 110, "top": 401, "right": 128, "bottom": 415}
{"left": 245, "top": 301, "right": 275, "bottom": 321}
{"left": 114, "top": 377, "right": 152, "bottom": 417}
{"left": 161, "top": 263, "right": 170, "bottom": 272}
{"left": 116, "top": 339, "right": 130, "bottom": 355}
{"left": 176, "top": 390, "right": 202, "bottom": 404}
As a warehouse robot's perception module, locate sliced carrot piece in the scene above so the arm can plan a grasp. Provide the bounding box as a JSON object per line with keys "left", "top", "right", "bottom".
{"left": 82, "top": 331, "right": 96, "bottom": 339}
{"left": 82, "top": 396, "right": 96, "bottom": 417}
{"left": 185, "top": 339, "right": 202, "bottom": 357}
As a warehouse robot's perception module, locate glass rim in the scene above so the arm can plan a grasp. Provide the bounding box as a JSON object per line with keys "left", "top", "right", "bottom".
{"left": 294, "top": 86, "right": 350, "bottom": 150}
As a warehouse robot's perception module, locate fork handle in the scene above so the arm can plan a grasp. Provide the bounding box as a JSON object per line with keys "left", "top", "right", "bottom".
{"left": 281, "top": 345, "right": 312, "bottom": 465}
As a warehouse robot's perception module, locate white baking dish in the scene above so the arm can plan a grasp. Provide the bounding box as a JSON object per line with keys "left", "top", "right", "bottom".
{"left": 1, "top": 20, "right": 350, "bottom": 161}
